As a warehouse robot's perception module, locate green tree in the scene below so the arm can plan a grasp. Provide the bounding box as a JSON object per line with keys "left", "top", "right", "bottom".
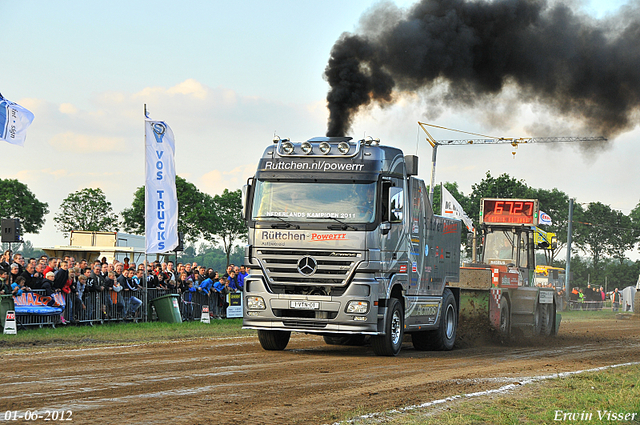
{"left": 528, "top": 187, "right": 573, "bottom": 261}
{"left": 54, "top": 187, "right": 118, "bottom": 237}
{"left": 572, "top": 202, "right": 621, "bottom": 286}
{"left": 0, "top": 179, "right": 49, "bottom": 234}
{"left": 429, "top": 182, "right": 470, "bottom": 216}
{"left": 468, "top": 172, "right": 530, "bottom": 223}
{"left": 202, "top": 189, "right": 248, "bottom": 267}
{"left": 16, "top": 240, "right": 45, "bottom": 259}
{"left": 608, "top": 210, "right": 635, "bottom": 265}
{"left": 629, "top": 200, "right": 640, "bottom": 251}
{"left": 121, "top": 176, "right": 207, "bottom": 242}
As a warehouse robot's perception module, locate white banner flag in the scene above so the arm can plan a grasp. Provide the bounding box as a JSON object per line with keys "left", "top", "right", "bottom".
{"left": 145, "top": 118, "right": 179, "bottom": 253}
{"left": 0, "top": 94, "right": 35, "bottom": 147}
{"left": 539, "top": 210, "right": 553, "bottom": 225}
{"left": 441, "top": 185, "right": 474, "bottom": 231}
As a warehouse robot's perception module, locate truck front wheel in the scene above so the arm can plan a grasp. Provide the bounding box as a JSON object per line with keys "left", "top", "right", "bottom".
{"left": 372, "top": 298, "right": 404, "bottom": 356}
{"left": 257, "top": 330, "right": 291, "bottom": 350}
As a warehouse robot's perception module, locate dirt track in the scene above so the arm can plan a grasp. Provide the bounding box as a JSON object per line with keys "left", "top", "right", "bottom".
{"left": 1, "top": 317, "right": 639, "bottom": 425}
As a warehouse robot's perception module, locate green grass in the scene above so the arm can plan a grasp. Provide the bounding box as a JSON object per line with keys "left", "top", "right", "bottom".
{"left": 0, "top": 318, "right": 254, "bottom": 351}
{"left": 560, "top": 308, "right": 631, "bottom": 322}
{"left": 340, "top": 364, "right": 640, "bottom": 425}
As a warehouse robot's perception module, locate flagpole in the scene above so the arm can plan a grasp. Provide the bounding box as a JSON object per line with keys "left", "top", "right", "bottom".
{"left": 143, "top": 104, "right": 148, "bottom": 322}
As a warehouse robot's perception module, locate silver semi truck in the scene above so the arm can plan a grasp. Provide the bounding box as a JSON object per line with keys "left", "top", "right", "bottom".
{"left": 241, "top": 136, "right": 462, "bottom": 356}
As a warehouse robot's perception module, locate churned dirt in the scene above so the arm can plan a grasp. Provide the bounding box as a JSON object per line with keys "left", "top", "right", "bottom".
{"left": 1, "top": 317, "right": 639, "bottom": 425}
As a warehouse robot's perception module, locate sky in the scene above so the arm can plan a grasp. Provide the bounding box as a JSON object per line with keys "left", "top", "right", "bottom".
{"left": 1, "top": 0, "right": 637, "bottom": 251}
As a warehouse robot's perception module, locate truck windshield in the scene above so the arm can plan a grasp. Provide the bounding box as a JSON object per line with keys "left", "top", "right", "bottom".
{"left": 484, "top": 230, "right": 516, "bottom": 262}
{"left": 252, "top": 180, "right": 376, "bottom": 223}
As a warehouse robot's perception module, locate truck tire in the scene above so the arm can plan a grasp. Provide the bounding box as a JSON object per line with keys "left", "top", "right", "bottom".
{"left": 371, "top": 298, "right": 404, "bottom": 356}
{"left": 429, "top": 288, "right": 457, "bottom": 351}
{"left": 257, "top": 330, "right": 291, "bottom": 351}
{"left": 533, "top": 303, "right": 543, "bottom": 336}
{"left": 411, "top": 289, "right": 457, "bottom": 351}
{"left": 540, "top": 303, "right": 555, "bottom": 337}
{"left": 323, "top": 334, "right": 367, "bottom": 346}
{"left": 498, "top": 297, "right": 511, "bottom": 338}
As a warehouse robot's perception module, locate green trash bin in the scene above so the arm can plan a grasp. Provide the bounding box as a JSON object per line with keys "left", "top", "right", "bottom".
{"left": 150, "top": 294, "right": 182, "bottom": 323}
{"left": 0, "top": 295, "right": 15, "bottom": 329}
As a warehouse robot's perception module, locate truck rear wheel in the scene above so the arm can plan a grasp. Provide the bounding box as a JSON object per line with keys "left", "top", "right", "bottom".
{"left": 411, "top": 289, "right": 457, "bottom": 351}
{"left": 372, "top": 298, "right": 403, "bottom": 356}
{"left": 429, "top": 288, "right": 457, "bottom": 351}
{"left": 540, "top": 303, "right": 555, "bottom": 337}
{"left": 533, "top": 303, "right": 543, "bottom": 336}
{"left": 499, "top": 297, "right": 511, "bottom": 338}
{"left": 323, "top": 334, "right": 367, "bottom": 346}
{"left": 257, "top": 330, "right": 291, "bottom": 350}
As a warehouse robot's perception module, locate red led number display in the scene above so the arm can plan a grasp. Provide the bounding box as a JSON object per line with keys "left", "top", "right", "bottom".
{"left": 483, "top": 200, "right": 536, "bottom": 225}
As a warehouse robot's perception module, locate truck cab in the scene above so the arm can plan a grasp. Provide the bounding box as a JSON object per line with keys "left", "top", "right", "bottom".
{"left": 242, "top": 136, "right": 462, "bottom": 355}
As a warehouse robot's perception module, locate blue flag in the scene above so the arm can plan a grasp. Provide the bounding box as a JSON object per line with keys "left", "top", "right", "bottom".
{"left": 0, "top": 94, "right": 35, "bottom": 147}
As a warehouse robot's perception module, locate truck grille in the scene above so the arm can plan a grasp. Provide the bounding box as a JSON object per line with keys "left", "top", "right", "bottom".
{"left": 256, "top": 249, "right": 362, "bottom": 286}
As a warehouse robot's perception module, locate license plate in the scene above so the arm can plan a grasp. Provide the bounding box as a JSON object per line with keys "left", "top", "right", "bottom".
{"left": 290, "top": 300, "right": 320, "bottom": 310}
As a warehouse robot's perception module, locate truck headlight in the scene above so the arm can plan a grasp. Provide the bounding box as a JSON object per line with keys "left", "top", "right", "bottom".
{"left": 281, "top": 141, "right": 294, "bottom": 154}
{"left": 319, "top": 142, "right": 331, "bottom": 154}
{"left": 338, "top": 142, "right": 350, "bottom": 154}
{"left": 301, "top": 141, "right": 313, "bottom": 154}
{"left": 346, "top": 300, "right": 369, "bottom": 314}
{"left": 246, "top": 296, "right": 266, "bottom": 310}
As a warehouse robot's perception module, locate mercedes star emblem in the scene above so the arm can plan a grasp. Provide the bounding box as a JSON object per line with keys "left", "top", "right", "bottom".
{"left": 297, "top": 256, "right": 317, "bottom": 276}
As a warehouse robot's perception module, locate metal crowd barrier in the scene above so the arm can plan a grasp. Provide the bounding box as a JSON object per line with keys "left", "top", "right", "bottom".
{"left": 568, "top": 300, "right": 606, "bottom": 310}
{"left": 13, "top": 287, "right": 235, "bottom": 328}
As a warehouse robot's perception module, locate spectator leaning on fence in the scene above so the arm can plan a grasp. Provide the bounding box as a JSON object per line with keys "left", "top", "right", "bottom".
{"left": 227, "top": 270, "right": 240, "bottom": 291}
{"left": 12, "top": 276, "right": 29, "bottom": 296}
{"left": 122, "top": 268, "right": 142, "bottom": 319}
{"left": 198, "top": 271, "right": 214, "bottom": 296}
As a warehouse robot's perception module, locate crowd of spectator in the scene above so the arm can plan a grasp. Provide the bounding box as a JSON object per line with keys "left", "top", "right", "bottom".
{"left": 569, "top": 284, "right": 609, "bottom": 310}
{"left": 0, "top": 248, "right": 248, "bottom": 323}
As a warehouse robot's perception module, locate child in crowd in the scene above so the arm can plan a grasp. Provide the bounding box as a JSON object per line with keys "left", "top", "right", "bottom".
{"left": 11, "top": 276, "right": 29, "bottom": 296}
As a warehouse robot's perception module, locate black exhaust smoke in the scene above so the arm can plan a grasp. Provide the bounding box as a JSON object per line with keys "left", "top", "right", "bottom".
{"left": 325, "top": 0, "right": 640, "bottom": 138}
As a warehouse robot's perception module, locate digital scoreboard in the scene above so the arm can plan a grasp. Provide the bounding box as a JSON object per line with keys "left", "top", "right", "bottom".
{"left": 480, "top": 198, "right": 539, "bottom": 226}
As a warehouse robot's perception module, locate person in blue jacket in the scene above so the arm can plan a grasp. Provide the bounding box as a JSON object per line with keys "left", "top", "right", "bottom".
{"left": 213, "top": 276, "right": 228, "bottom": 318}
{"left": 197, "top": 271, "right": 215, "bottom": 296}
{"left": 236, "top": 266, "right": 247, "bottom": 291}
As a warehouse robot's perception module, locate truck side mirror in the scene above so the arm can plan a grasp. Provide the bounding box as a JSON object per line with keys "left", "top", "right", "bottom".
{"left": 242, "top": 180, "right": 252, "bottom": 221}
{"left": 389, "top": 187, "right": 403, "bottom": 223}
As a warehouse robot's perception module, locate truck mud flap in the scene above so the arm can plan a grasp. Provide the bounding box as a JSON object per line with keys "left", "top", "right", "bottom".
{"left": 457, "top": 289, "right": 493, "bottom": 344}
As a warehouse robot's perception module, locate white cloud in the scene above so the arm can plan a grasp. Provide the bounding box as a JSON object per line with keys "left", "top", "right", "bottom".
{"left": 49, "top": 132, "right": 128, "bottom": 153}
{"left": 58, "top": 103, "right": 78, "bottom": 115}
{"left": 3, "top": 79, "right": 327, "bottom": 247}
